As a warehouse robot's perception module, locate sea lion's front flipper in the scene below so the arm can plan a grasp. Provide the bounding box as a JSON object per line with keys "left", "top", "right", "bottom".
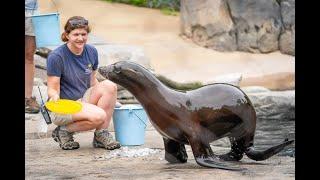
{"left": 188, "top": 137, "right": 246, "bottom": 171}
{"left": 163, "top": 138, "right": 188, "bottom": 163}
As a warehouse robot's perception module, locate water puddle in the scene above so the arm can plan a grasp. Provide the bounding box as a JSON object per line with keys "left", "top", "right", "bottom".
{"left": 254, "top": 119, "right": 295, "bottom": 157}
{"left": 94, "top": 146, "right": 162, "bottom": 160}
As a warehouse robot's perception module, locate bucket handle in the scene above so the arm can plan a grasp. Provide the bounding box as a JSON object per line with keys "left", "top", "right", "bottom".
{"left": 129, "top": 109, "right": 147, "bottom": 129}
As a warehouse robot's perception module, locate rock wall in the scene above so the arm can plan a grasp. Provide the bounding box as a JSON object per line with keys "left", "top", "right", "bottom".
{"left": 180, "top": 0, "right": 295, "bottom": 56}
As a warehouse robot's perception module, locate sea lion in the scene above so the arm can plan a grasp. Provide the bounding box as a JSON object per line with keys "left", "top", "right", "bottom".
{"left": 98, "top": 61, "right": 294, "bottom": 171}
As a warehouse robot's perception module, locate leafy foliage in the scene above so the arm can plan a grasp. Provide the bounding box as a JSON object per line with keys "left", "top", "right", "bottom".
{"left": 103, "top": 0, "right": 180, "bottom": 11}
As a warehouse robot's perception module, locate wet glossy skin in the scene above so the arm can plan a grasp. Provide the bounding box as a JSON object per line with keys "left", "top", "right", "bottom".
{"left": 99, "top": 61, "right": 293, "bottom": 170}
{"left": 99, "top": 61, "right": 256, "bottom": 144}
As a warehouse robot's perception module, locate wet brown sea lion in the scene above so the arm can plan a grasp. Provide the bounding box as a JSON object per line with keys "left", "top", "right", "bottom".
{"left": 98, "top": 61, "right": 294, "bottom": 171}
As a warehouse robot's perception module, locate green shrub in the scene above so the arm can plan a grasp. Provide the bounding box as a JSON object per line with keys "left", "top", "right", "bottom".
{"left": 147, "top": 0, "right": 180, "bottom": 11}
{"left": 130, "top": 0, "right": 147, "bottom": 6}
{"left": 104, "top": 0, "right": 147, "bottom": 7}
{"left": 103, "top": 0, "right": 180, "bottom": 12}
{"left": 160, "top": 7, "right": 179, "bottom": 16}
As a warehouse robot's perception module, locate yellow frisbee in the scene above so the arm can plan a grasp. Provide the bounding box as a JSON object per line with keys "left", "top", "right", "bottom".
{"left": 45, "top": 99, "right": 83, "bottom": 114}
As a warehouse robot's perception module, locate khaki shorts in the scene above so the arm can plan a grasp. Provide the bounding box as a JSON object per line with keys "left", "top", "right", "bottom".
{"left": 51, "top": 87, "right": 93, "bottom": 126}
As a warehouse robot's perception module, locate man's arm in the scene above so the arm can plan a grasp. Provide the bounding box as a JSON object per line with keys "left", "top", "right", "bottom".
{"left": 90, "top": 70, "right": 99, "bottom": 87}
{"left": 47, "top": 76, "right": 61, "bottom": 101}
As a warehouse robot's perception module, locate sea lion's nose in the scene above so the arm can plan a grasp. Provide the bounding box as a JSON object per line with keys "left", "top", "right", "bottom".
{"left": 98, "top": 64, "right": 114, "bottom": 79}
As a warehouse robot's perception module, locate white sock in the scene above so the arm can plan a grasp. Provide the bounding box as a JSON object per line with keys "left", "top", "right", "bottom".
{"left": 60, "top": 125, "right": 68, "bottom": 132}
{"left": 95, "top": 129, "right": 108, "bottom": 134}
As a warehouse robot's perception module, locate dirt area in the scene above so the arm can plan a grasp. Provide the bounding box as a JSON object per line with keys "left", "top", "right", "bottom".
{"left": 26, "top": 131, "right": 295, "bottom": 180}
{"left": 38, "top": 0, "right": 295, "bottom": 90}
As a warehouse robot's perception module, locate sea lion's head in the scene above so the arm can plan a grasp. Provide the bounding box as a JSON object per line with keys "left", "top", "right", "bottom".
{"left": 98, "top": 61, "right": 151, "bottom": 89}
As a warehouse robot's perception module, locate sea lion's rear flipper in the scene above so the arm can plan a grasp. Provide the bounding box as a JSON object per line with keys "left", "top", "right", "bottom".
{"left": 245, "top": 139, "right": 294, "bottom": 161}
{"left": 188, "top": 137, "right": 246, "bottom": 171}
{"left": 163, "top": 138, "right": 188, "bottom": 163}
{"left": 194, "top": 155, "right": 245, "bottom": 171}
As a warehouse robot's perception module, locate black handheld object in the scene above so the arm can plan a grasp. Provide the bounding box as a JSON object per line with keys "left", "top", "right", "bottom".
{"left": 40, "top": 103, "right": 52, "bottom": 125}
{"left": 38, "top": 86, "right": 52, "bottom": 125}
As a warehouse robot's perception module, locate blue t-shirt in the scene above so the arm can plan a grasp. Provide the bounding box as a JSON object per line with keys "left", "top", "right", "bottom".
{"left": 47, "top": 44, "right": 99, "bottom": 100}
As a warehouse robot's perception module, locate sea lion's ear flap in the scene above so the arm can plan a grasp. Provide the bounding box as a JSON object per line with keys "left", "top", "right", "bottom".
{"left": 125, "top": 68, "right": 143, "bottom": 77}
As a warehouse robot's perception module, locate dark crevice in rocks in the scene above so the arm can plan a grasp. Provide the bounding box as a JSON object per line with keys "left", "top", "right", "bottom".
{"left": 210, "top": 31, "right": 228, "bottom": 39}
{"left": 254, "top": 25, "right": 260, "bottom": 32}
{"left": 191, "top": 25, "right": 209, "bottom": 46}
{"left": 225, "top": 0, "right": 234, "bottom": 26}
{"left": 191, "top": 25, "right": 204, "bottom": 34}
{"left": 234, "top": 31, "right": 239, "bottom": 51}
{"left": 225, "top": 0, "right": 238, "bottom": 48}
{"left": 277, "top": 0, "right": 288, "bottom": 55}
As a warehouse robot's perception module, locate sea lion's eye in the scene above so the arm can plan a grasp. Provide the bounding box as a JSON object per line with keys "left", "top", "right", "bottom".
{"left": 114, "top": 64, "right": 121, "bottom": 74}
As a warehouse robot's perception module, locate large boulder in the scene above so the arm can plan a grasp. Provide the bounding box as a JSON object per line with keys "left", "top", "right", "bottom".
{"left": 180, "top": 0, "right": 237, "bottom": 51}
{"left": 247, "top": 90, "right": 295, "bottom": 120}
{"left": 228, "top": 0, "right": 282, "bottom": 53}
{"left": 180, "top": 0, "right": 295, "bottom": 56}
{"left": 279, "top": 0, "right": 295, "bottom": 55}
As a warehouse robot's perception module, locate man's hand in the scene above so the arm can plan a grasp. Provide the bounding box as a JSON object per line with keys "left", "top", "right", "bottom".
{"left": 49, "top": 94, "right": 60, "bottom": 102}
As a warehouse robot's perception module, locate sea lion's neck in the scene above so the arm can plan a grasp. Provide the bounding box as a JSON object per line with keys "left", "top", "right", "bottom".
{"left": 130, "top": 75, "right": 186, "bottom": 110}
{"left": 130, "top": 74, "right": 165, "bottom": 100}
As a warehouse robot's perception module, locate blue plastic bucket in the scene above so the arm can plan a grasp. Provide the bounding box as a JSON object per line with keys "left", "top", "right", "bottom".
{"left": 31, "top": 13, "right": 61, "bottom": 48}
{"left": 113, "top": 104, "right": 148, "bottom": 146}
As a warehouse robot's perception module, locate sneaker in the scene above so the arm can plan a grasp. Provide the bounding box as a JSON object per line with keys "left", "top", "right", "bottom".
{"left": 25, "top": 97, "right": 40, "bottom": 114}
{"left": 52, "top": 126, "right": 80, "bottom": 150}
{"left": 93, "top": 129, "right": 121, "bottom": 150}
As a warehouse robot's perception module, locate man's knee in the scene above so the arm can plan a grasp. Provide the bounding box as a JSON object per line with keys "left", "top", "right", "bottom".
{"left": 90, "top": 109, "right": 106, "bottom": 126}
{"left": 99, "top": 80, "right": 117, "bottom": 94}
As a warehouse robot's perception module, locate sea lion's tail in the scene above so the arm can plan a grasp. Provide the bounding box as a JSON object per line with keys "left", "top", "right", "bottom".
{"left": 245, "top": 139, "right": 294, "bottom": 161}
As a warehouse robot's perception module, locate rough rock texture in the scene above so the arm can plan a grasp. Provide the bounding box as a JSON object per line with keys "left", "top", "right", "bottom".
{"left": 247, "top": 90, "right": 295, "bottom": 120}
{"left": 180, "top": 0, "right": 237, "bottom": 51}
{"left": 279, "top": 0, "right": 295, "bottom": 55}
{"left": 180, "top": 0, "right": 295, "bottom": 55}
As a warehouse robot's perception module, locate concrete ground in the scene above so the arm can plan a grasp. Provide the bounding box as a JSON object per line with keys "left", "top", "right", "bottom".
{"left": 25, "top": 115, "right": 295, "bottom": 180}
